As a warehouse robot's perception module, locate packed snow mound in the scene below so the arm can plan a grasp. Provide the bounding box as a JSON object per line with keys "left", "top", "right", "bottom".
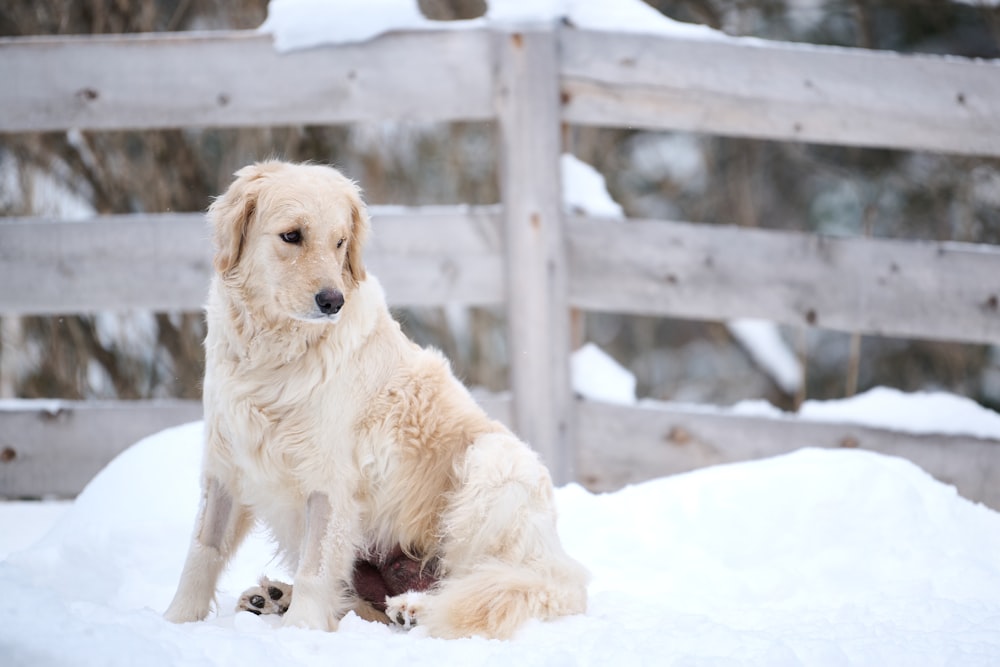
{"left": 797, "top": 386, "right": 1000, "bottom": 438}
{"left": 261, "top": 0, "right": 725, "bottom": 51}
{"left": 726, "top": 318, "right": 803, "bottom": 395}
{"left": 570, "top": 342, "right": 636, "bottom": 404}
{"left": 727, "top": 386, "right": 1000, "bottom": 439}
{"left": 3, "top": 422, "right": 1000, "bottom": 665}
{"left": 561, "top": 154, "right": 625, "bottom": 218}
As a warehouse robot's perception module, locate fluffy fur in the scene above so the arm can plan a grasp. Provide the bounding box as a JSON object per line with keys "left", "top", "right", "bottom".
{"left": 164, "top": 160, "right": 588, "bottom": 639}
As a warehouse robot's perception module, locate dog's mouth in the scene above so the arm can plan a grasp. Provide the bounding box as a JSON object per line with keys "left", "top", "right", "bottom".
{"left": 293, "top": 310, "right": 343, "bottom": 324}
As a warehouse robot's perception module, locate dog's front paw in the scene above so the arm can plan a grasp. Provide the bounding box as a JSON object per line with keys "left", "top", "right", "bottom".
{"left": 281, "top": 594, "right": 338, "bottom": 631}
{"left": 236, "top": 577, "right": 293, "bottom": 616}
{"left": 385, "top": 591, "right": 427, "bottom": 630}
{"left": 164, "top": 596, "right": 210, "bottom": 624}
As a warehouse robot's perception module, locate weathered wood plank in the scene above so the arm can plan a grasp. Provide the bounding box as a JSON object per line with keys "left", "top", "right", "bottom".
{"left": 561, "top": 29, "right": 1000, "bottom": 157}
{"left": 0, "top": 206, "right": 504, "bottom": 315}
{"left": 0, "top": 29, "right": 493, "bottom": 132}
{"left": 575, "top": 399, "right": 1000, "bottom": 510}
{"left": 6, "top": 395, "right": 999, "bottom": 513}
{"left": 0, "top": 213, "right": 214, "bottom": 315}
{"left": 567, "top": 216, "right": 1000, "bottom": 346}
{"left": 368, "top": 206, "right": 504, "bottom": 307}
{"left": 0, "top": 399, "right": 203, "bottom": 498}
{"left": 8, "top": 211, "right": 1000, "bottom": 345}
{"left": 496, "top": 28, "right": 575, "bottom": 484}
{"left": 0, "top": 392, "right": 513, "bottom": 499}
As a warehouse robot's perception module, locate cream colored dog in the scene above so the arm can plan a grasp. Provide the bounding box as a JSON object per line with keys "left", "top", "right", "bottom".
{"left": 164, "top": 160, "right": 588, "bottom": 639}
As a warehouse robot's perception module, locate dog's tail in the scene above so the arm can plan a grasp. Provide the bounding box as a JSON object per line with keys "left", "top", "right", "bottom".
{"left": 417, "top": 557, "right": 588, "bottom": 639}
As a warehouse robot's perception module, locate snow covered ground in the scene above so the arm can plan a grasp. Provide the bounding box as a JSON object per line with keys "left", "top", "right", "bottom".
{"left": 3, "top": 415, "right": 1000, "bottom": 666}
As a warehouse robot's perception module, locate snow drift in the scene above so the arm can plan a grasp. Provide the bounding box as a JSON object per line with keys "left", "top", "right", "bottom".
{"left": 3, "top": 420, "right": 1000, "bottom": 666}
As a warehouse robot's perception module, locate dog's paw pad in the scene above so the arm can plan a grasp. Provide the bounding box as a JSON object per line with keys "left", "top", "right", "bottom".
{"left": 236, "top": 577, "right": 292, "bottom": 616}
{"left": 385, "top": 591, "right": 426, "bottom": 630}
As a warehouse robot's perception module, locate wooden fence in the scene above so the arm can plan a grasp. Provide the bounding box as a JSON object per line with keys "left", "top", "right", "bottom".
{"left": 3, "top": 23, "right": 1000, "bottom": 506}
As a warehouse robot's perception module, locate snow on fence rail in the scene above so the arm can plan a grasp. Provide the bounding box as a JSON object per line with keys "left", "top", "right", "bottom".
{"left": 3, "top": 24, "right": 1000, "bottom": 505}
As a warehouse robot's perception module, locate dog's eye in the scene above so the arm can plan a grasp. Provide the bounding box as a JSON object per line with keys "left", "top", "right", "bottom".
{"left": 336, "top": 238, "right": 345, "bottom": 249}
{"left": 280, "top": 230, "right": 302, "bottom": 244}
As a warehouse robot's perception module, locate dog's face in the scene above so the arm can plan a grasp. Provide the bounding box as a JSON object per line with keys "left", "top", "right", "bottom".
{"left": 209, "top": 161, "right": 370, "bottom": 323}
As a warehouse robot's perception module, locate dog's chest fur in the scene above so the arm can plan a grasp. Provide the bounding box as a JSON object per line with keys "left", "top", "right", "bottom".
{"left": 211, "top": 339, "right": 368, "bottom": 491}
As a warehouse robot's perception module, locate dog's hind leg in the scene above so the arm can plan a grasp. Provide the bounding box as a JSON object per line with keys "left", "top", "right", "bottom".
{"left": 386, "top": 433, "right": 588, "bottom": 638}
{"left": 165, "top": 476, "right": 253, "bottom": 623}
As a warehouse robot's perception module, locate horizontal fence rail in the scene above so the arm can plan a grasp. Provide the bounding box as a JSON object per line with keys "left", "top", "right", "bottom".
{"left": 0, "top": 393, "right": 510, "bottom": 498}
{"left": 568, "top": 217, "right": 1000, "bottom": 346}
{"left": 0, "top": 30, "right": 494, "bottom": 132}
{"left": 0, "top": 207, "right": 505, "bottom": 315}
{"left": 3, "top": 27, "right": 1000, "bottom": 158}
{"left": 5, "top": 395, "right": 1000, "bottom": 507}
{"left": 6, "top": 211, "right": 1000, "bottom": 346}
{"left": 0, "top": 400, "right": 203, "bottom": 498}
{"left": 561, "top": 29, "right": 1000, "bottom": 157}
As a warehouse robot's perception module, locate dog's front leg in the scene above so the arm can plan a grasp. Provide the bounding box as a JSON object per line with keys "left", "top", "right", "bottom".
{"left": 164, "top": 476, "right": 252, "bottom": 623}
{"left": 282, "top": 490, "right": 358, "bottom": 631}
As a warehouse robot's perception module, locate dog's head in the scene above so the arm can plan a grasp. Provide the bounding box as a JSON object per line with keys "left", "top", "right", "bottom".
{"left": 209, "top": 160, "right": 370, "bottom": 323}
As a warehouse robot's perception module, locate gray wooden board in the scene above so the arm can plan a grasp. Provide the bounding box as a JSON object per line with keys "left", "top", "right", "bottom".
{"left": 495, "top": 28, "right": 575, "bottom": 484}
{"left": 561, "top": 29, "right": 1000, "bottom": 157}
{"left": 575, "top": 399, "right": 1000, "bottom": 511}
{"left": 4, "top": 24, "right": 999, "bottom": 156}
{"left": 5, "top": 395, "right": 999, "bottom": 512}
{"left": 0, "top": 29, "right": 493, "bottom": 132}
{"left": 0, "top": 399, "right": 203, "bottom": 498}
{"left": 567, "top": 216, "right": 1000, "bottom": 346}
{"left": 0, "top": 207, "right": 504, "bottom": 315}
{"left": 0, "top": 392, "right": 512, "bottom": 499}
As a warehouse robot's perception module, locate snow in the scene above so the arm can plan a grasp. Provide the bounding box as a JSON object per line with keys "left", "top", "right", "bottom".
{"left": 0, "top": 501, "right": 71, "bottom": 561}
{"left": 727, "top": 319, "right": 803, "bottom": 395}
{"left": 570, "top": 342, "right": 636, "bottom": 404}
{"left": 561, "top": 154, "right": 624, "bottom": 218}
{"left": 4, "top": 419, "right": 1000, "bottom": 665}
{"left": 798, "top": 386, "right": 1000, "bottom": 438}
{"left": 714, "top": 386, "right": 1000, "bottom": 440}
{"left": 261, "top": 0, "right": 725, "bottom": 52}
{"left": 951, "top": 0, "right": 1000, "bottom": 7}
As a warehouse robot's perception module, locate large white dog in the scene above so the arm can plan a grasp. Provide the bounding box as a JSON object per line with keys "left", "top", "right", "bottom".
{"left": 164, "top": 160, "right": 588, "bottom": 639}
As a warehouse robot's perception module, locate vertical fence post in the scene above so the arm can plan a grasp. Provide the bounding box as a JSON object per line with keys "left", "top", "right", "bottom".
{"left": 494, "top": 24, "right": 574, "bottom": 485}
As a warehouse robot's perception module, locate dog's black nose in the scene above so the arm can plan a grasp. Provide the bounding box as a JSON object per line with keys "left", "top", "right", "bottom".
{"left": 315, "top": 289, "right": 344, "bottom": 315}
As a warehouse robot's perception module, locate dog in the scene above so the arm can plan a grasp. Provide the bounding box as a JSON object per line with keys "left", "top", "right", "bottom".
{"left": 163, "top": 160, "right": 588, "bottom": 639}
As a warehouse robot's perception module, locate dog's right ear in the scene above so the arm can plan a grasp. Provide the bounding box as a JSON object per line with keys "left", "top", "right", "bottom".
{"left": 209, "top": 163, "right": 269, "bottom": 275}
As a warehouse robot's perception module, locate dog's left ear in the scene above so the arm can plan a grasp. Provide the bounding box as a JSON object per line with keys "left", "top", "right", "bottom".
{"left": 344, "top": 194, "right": 370, "bottom": 287}
{"left": 210, "top": 163, "right": 274, "bottom": 276}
